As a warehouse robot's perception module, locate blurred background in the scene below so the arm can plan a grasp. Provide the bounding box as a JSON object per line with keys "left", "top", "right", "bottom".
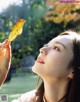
{"left": 0, "top": 0, "right": 80, "bottom": 101}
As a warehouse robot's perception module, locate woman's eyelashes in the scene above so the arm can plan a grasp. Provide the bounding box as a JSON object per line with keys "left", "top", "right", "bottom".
{"left": 43, "top": 44, "right": 61, "bottom": 52}
{"left": 52, "top": 46, "right": 61, "bottom": 52}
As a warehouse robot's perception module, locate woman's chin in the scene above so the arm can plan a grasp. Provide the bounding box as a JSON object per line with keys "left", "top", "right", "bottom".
{"left": 32, "top": 64, "right": 37, "bottom": 73}
{"left": 32, "top": 63, "right": 41, "bottom": 74}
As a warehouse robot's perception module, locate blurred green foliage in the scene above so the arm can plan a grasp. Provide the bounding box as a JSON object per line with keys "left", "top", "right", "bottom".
{"left": 0, "top": 0, "right": 80, "bottom": 67}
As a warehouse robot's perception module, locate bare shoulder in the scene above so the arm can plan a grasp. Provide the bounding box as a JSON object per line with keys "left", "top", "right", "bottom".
{"left": 12, "top": 89, "right": 37, "bottom": 102}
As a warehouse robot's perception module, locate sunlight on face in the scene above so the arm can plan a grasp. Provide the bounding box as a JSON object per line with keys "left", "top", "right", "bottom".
{"left": 0, "top": 0, "right": 22, "bottom": 12}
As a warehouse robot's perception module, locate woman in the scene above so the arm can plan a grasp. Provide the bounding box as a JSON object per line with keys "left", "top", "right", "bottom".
{"left": 12, "top": 30, "right": 80, "bottom": 102}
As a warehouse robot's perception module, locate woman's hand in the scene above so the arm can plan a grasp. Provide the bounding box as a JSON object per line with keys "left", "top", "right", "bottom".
{"left": 0, "top": 39, "right": 11, "bottom": 86}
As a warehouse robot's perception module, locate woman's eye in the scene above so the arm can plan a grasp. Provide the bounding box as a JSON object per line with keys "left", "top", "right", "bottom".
{"left": 53, "top": 46, "right": 60, "bottom": 51}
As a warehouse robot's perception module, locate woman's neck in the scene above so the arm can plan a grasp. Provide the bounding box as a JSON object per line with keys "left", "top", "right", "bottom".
{"left": 43, "top": 78, "right": 69, "bottom": 102}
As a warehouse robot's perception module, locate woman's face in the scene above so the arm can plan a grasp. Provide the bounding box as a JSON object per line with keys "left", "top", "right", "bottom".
{"left": 32, "top": 34, "right": 74, "bottom": 81}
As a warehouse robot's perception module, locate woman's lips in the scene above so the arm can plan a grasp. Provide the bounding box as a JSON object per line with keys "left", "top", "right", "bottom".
{"left": 36, "top": 57, "right": 45, "bottom": 64}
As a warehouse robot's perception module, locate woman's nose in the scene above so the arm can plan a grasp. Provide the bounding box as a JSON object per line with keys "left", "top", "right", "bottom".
{"left": 39, "top": 47, "right": 47, "bottom": 55}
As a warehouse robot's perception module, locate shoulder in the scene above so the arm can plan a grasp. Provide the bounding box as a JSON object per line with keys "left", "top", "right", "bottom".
{"left": 12, "top": 90, "right": 37, "bottom": 102}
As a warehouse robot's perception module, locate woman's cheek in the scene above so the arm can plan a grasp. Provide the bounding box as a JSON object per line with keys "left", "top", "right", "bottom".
{"left": 46, "top": 52, "right": 62, "bottom": 67}
{"left": 45, "top": 53, "right": 67, "bottom": 77}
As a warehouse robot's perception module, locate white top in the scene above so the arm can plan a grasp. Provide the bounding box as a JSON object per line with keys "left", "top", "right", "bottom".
{"left": 11, "top": 90, "right": 37, "bottom": 102}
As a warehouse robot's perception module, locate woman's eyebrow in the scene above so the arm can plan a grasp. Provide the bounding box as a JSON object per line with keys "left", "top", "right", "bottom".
{"left": 53, "top": 41, "right": 66, "bottom": 49}
{"left": 43, "top": 42, "right": 66, "bottom": 49}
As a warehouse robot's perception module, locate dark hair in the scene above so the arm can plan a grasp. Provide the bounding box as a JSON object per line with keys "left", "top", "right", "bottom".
{"left": 35, "top": 31, "right": 80, "bottom": 102}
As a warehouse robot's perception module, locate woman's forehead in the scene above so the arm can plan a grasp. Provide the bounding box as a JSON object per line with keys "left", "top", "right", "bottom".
{"left": 48, "top": 35, "right": 76, "bottom": 50}
{"left": 49, "top": 35, "right": 74, "bottom": 48}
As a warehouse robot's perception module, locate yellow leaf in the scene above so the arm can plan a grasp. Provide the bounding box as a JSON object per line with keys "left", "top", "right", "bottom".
{"left": 9, "top": 19, "right": 26, "bottom": 41}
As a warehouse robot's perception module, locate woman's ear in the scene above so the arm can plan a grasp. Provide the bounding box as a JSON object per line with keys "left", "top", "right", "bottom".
{"left": 67, "top": 69, "right": 74, "bottom": 79}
